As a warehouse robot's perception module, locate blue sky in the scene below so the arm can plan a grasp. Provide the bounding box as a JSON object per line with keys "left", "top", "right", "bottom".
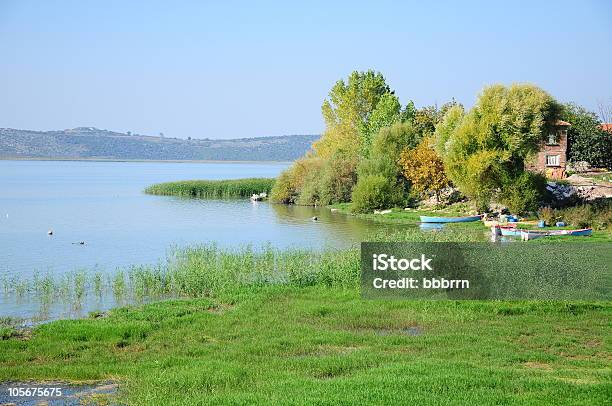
{"left": 1, "top": 0, "right": 611, "bottom": 139}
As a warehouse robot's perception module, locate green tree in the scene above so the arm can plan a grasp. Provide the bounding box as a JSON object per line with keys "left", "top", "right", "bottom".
{"left": 314, "top": 70, "right": 399, "bottom": 159}
{"left": 440, "top": 84, "right": 562, "bottom": 212}
{"left": 562, "top": 103, "right": 612, "bottom": 169}
{"left": 273, "top": 70, "right": 400, "bottom": 205}
{"left": 434, "top": 104, "right": 464, "bottom": 156}
{"left": 351, "top": 122, "right": 421, "bottom": 212}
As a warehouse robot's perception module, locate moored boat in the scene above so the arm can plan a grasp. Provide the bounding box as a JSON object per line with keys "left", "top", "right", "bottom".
{"left": 498, "top": 225, "right": 521, "bottom": 237}
{"left": 558, "top": 228, "right": 593, "bottom": 237}
{"left": 419, "top": 215, "right": 482, "bottom": 223}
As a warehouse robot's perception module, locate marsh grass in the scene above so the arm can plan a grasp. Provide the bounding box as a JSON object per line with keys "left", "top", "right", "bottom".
{"left": 144, "top": 178, "right": 275, "bottom": 198}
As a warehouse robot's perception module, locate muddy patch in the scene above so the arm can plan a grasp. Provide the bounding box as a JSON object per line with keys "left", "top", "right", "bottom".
{"left": 0, "top": 381, "right": 118, "bottom": 405}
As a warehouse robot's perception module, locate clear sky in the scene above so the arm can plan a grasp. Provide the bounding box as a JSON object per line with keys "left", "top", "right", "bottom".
{"left": 1, "top": 0, "right": 611, "bottom": 139}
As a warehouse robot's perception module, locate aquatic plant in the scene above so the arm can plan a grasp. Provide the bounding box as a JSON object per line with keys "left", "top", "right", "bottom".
{"left": 144, "top": 178, "right": 275, "bottom": 199}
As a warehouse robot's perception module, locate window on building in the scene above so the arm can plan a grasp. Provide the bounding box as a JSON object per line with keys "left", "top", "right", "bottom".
{"left": 547, "top": 132, "right": 559, "bottom": 145}
{"left": 546, "top": 155, "right": 560, "bottom": 166}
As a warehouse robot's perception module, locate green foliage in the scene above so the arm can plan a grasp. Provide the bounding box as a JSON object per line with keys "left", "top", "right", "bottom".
{"left": 562, "top": 103, "right": 612, "bottom": 169}
{"left": 440, "top": 84, "right": 562, "bottom": 212}
{"left": 270, "top": 157, "right": 323, "bottom": 204}
{"left": 350, "top": 122, "right": 420, "bottom": 212}
{"left": 360, "top": 93, "right": 401, "bottom": 156}
{"left": 278, "top": 70, "right": 402, "bottom": 206}
{"left": 144, "top": 178, "right": 275, "bottom": 199}
{"left": 538, "top": 199, "right": 612, "bottom": 231}
{"left": 498, "top": 171, "right": 546, "bottom": 213}
{"left": 316, "top": 152, "right": 359, "bottom": 205}
{"left": 434, "top": 104, "right": 464, "bottom": 156}
{"left": 350, "top": 171, "right": 406, "bottom": 213}
{"left": 314, "top": 70, "right": 399, "bottom": 159}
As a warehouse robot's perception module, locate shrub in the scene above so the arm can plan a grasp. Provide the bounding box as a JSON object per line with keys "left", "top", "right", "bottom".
{"left": 270, "top": 170, "right": 296, "bottom": 204}
{"left": 270, "top": 157, "right": 322, "bottom": 204}
{"left": 316, "top": 152, "right": 359, "bottom": 205}
{"left": 499, "top": 171, "right": 547, "bottom": 214}
{"left": 351, "top": 164, "right": 407, "bottom": 213}
{"left": 537, "top": 199, "right": 612, "bottom": 230}
{"left": 350, "top": 122, "right": 419, "bottom": 213}
{"left": 537, "top": 206, "right": 558, "bottom": 225}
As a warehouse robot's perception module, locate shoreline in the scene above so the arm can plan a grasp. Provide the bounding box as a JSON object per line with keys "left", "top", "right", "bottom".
{"left": 0, "top": 157, "right": 292, "bottom": 164}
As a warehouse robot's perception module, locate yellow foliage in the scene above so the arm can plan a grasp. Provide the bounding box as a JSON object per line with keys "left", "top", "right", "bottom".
{"left": 399, "top": 138, "right": 450, "bottom": 201}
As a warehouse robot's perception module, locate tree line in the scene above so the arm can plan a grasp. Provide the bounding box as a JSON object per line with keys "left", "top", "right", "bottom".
{"left": 271, "top": 70, "right": 611, "bottom": 214}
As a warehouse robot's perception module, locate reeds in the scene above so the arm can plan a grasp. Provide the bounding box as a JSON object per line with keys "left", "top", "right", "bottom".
{"left": 0, "top": 245, "right": 359, "bottom": 311}
{"left": 144, "top": 178, "right": 276, "bottom": 199}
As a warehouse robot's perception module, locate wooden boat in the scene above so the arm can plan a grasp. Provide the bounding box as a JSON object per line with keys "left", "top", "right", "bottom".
{"left": 520, "top": 229, "right": 549, "bottom": 241}
{"left": 520, "top": 228, "right": 593, "bottom": 240}
{"left": 501, "top": 225, "right": 593, "bottom": 239}
{"left": 498, "top": 225, "right": 521, "bottom": 237}
{"left": 557, "top": 228, "right": 593, "bottom": 237}
{"left": 419, "top": 215, "right": 482, "bottom": 223}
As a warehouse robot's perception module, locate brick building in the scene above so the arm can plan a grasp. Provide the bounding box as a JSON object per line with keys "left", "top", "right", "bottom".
{"left": 526, "top": 119, "right": 571, "bottom": 179}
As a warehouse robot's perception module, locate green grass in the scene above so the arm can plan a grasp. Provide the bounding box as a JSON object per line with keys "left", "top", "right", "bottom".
{"left": 144, "top": 178, "right": 275, "bottom": 199}
{"left": 1, "top": 287, "right": 610, "bottom": 405}
{"left": 328, "top": 203, "right": 477, "bottom": 224}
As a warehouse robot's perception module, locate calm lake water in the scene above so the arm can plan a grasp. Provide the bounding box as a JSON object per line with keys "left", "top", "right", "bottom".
{"left": 1, "top": 160, "right": 410, "bottom": 320}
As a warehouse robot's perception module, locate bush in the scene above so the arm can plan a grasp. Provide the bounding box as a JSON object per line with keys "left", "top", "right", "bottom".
{"left": 316, "top": 152, "right": 359, "bottom": 205}
{"left": 350, "top": 122, "right": 419, "bottom": 213}
{"left": 270, "top": 157, "right": 322, "bottom": 204}
{"left": 536, "top": 199, "right": 612, "bottom": 230}
{"left": 499, "top": 172, "right": 547, "bottom": 214}
{"left": 351, "top": 161, "right": 408, "bottom": 213}
{"left": 537, "top": 206, "right": 558, "bottom": 225}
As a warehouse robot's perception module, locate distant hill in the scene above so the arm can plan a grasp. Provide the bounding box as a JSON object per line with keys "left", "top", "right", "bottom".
{"left": 0, "top": 127, "right": 319, "bottom": 161}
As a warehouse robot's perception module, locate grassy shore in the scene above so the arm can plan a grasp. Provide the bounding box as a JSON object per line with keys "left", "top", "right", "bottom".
{"left": 328, "top": 203, "right": 612, "bottom": 241}
{"left": 144, "top": 178, "right": 275, "bottom": 199}
{"left": 1, "top": 237, "right": 610, "bottom": 404}
{"left": 1, "top": 287, "right": 610, "bottom": 405}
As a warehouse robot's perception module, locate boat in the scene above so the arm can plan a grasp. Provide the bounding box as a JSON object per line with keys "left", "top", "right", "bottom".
{"left": 557, "top": 228, "right": 593, "bottom": 237}
{"left": 519, "top": 229, "right": 549, "bottom": 241}
{"left": 419, "top": 215, "right": 482, "bottom": 223}
{"left": 520, "top": 228, "right": 593, "bottom": 240}
{"left": 498, "top": 225, "right": 521, "bottom": 237}
{"left": 250, "top": 192, "right": 268, "bottom": 202}
{"left": 499, "top": 225, "right": 593, "bottom": 239}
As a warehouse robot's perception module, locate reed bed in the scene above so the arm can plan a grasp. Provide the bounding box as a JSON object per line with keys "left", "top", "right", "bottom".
{"left": 0, "top": 245, "right": 360, "bottom": 308}
{"left": 0, "top": 229, "right": 495, "bottom": 312}
{"left": 144, "top": 178, "right": 275, "bottom": 199}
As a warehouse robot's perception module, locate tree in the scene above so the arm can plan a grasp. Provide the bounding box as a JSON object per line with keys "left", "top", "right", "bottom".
{"left": 439, "top": 84, "right": 562, "bottom": 211}
{"left": 272, "top": 70, "right": 401, "bottom": 205}
{"left": 399, "top": 138, "right": 450, "bottom": 202}
{"left": 434, "top": 104, "right": 464, "bottom": 156}
{"left": 351, "top": 122, "right": 421, "bottom": 212}
{"left": 562, "top": 103, "right": 612, "bottom": 169}
{"left": 313, "top": 70, "right": 399, "bottom": 159}
{"left": 360, "top": 93, "right": 401, "bottom": 156}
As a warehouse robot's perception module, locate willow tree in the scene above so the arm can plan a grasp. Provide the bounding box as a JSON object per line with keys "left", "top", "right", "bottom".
{"left": 438, "top": 84, "right": 562, "bottom": 212}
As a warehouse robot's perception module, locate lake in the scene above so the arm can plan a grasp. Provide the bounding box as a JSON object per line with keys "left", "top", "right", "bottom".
{"left": 0, "top": 160, "right": 409, "bottom": 321}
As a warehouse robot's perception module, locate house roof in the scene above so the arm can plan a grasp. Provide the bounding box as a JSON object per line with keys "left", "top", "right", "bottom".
{"left": 601, "top": 123, "right": 612, "bottom": 132}
{"left": 554, "top": 119, "right": 571, "bottom": 126}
